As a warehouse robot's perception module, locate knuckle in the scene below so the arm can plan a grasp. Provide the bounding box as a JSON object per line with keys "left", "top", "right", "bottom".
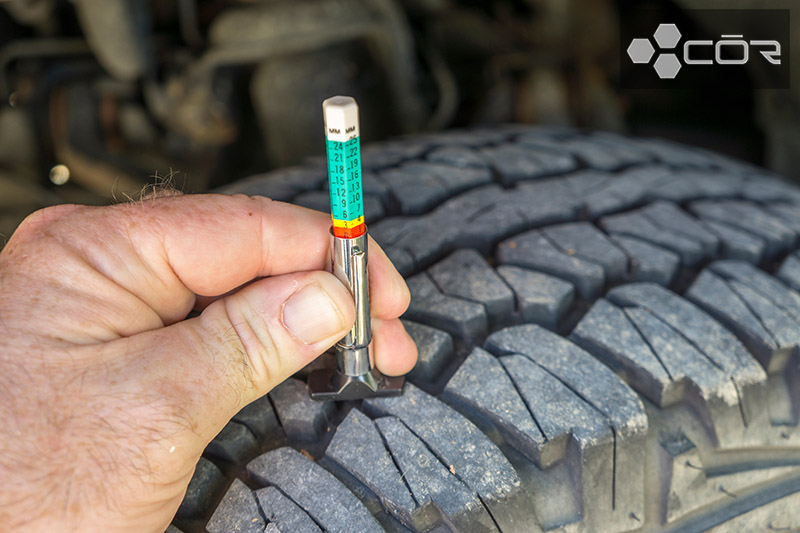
{"left": 12, "top": 204, "right": 82, "bottom": 240}
{"left": 219, "top": 296, "right": 280, "bottom": 391}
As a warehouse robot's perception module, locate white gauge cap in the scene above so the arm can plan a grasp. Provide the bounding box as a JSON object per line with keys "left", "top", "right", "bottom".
{"left": 323, "top": 96, "right": 360, "bottom": 142}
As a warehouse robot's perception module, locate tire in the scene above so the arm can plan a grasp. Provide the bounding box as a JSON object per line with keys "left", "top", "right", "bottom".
{"left": 170, "top": 126, "right": 800, "bottom": 533}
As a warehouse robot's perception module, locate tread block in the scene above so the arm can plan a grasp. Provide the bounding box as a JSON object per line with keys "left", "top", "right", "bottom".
{"left": 726, "top": 281, "right": 800, "bottom": 353}
{"left": 710, "top": 261, "right": 800, "bottom": 322}
{"left": 364, "top": 384, "right": 527, "bottom": 532}
{"left": 205, "top": 421, "right": 259, "bottom": 465}
{"left": 570, "top": 299, "right": 673, "bottom": 406}
{"left": 701, "top": 219, "right": 765, "bottom": 264}
{"left": 497, "top": 266, "right": 574, "bottom": 329}
{"left": 600, "top": 211, "right": 706, "bottom": 267}
{"left": 497, "top": 230, "right": 605, "bottom": 300}
{"left": 500, "top": 354, "right": 615, "bottom": 524}
{"left": 374, "top": 416, "right": 499, "bottom": 533}
{"left": 559, "top": 169, "right": 612, "bottom": 196}
{"left": 500, "top": 352, "right": 612, "bottom": 448}
{"left": 428, "top": 249, "right": 515, "bottom": 327}
{"left": 428, "top": 185, "right": 534, "bottom": 254}
{"left": 323, "top": 409, "right": 416, "bottom": 525}
{"left": 570, "top": 300, "right": 744, "bottom": 442}
{"left": 247, "top": 447, "right": 381, "bottom": 533}
{"left": 378, "top": 162, "right": 492, "bottom": 215}
{"left": 610, "top": 235, "right": 679, "bottom": 285}
{"left": 402, "top": 320, "right": 454, "bottom": 385}
{"left": 542, "top": 222, "right": 628, "bottom": 282}
{"left": 765, "top": 203, "right": 800, "bottom": 234}
{"left": 582, "top": 166, "right": 670, "bottom": 219}
{"left": 426, "top": 146, "right": 489, "bottom": 168}
{"left": 404, "top": 273, "right": 488, "bottom": 346}
{"left": 778, "top": 252, "right": 800, "bottom": 293}
{"left": 741, "top": 176, "right": 800, "bottom": 204}
{"left": 519, "top": 134, "right": 651, "bottom": 170}
{"left": 686, "top": 270, "right": 778, "bottom": 366}
{"left": 636, "top": 139, "right": 720, "bottom": 168}
{"left": 607, "top": 284, "right": 765, "bottom": 383}
{"left": 255, "top": 487, "right": 321, "bottom": 533}
{"left": 480, "top": 143, "right": 577, "bottom": 184}
{"left": 623, "top": 306, "right": 744, "bottom": 444}
{"left": 647, "top": 170, "right": 743, "bottom": 203}
{"left": 206, "top": 478, "right": 265, "bottom": 533}
{"left": 690, "top": 200, "right": 796, "bottom": 257}
{"left": 232, "top": 395, "right": 281, "bottom": 444}
{"left": 293, "top": 190, "right": 385, "bottom": 223}
{"left": 606, "top": 283, "right": 768, "bottom": 437}
{"left": 176, "top": 458, "right": 226, "bottom": 520}
{"left": 485, "top": 325, "right": 647, "bottom": 436}
{"left": 270, "top": 378, "right": 334, "bottom": 443}
{"left": 441, "top": 347, "right": 547, "bottom": 465}
{"left": 638, "top": 201, "right": 719, "bottom": 257}
{"left": 484, "top": 324, "right": 646, "bottom": 530}
{"left": 509, "top": 179, "right": 584, "bottom": 226}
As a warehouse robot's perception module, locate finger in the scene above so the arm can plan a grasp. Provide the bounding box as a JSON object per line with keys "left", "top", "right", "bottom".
{"left": 192, "top": 241, "right": 409, "bottom": 318}
{"left": 371, "top": 318, "right": 418, "bottom": 376}
{"left": 113, "top": 269, "right": 355, "bottom": 445}
{"left": 9, "top": 195, "right": 408, "bottom": 337}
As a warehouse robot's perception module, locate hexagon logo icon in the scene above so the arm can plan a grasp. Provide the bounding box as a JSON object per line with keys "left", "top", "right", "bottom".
{"left": 653, "top": 53, "right": 681, "bottom": 79}
{"left": 627, "top": 38, "right": 655, "bottom": 64}
{"left": 653, "top": 23, "right": 681, "bottom": 49}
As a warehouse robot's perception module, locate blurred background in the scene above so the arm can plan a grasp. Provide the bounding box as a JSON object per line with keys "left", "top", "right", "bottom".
{"left": 0, "top": 0, "right": 796, "bottom": 242}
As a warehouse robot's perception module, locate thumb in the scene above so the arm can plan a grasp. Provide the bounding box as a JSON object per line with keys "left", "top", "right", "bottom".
{"left": 115, "top": 269, "right": 355, "bottom": 448}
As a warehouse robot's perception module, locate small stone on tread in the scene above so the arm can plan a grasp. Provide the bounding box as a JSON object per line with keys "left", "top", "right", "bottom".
{"left": 206, "top": 478, "right": 265, "bottom": 533}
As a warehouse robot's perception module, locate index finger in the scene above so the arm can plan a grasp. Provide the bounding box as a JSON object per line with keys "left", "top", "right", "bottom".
{"left": 25, "top": 194, "right": 410, "bottom": 327}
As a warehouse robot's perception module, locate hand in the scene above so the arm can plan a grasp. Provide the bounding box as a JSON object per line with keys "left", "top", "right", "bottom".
{"left": 0, "top": 194, "right": 417, "bottom": 531}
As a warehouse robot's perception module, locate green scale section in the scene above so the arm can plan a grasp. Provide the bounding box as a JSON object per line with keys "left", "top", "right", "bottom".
{"left": 326, "top": 137, "right": 364, "bottom": 223}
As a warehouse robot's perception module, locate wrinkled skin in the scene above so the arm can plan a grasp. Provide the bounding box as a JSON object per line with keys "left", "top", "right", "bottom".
{"left": 0, "top": 194, "right": 417, "bottom": 531}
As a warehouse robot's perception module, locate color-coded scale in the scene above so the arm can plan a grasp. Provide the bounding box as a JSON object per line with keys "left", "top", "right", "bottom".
{"left": 323, "top": 96, "right": 365, "bottom": 239}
